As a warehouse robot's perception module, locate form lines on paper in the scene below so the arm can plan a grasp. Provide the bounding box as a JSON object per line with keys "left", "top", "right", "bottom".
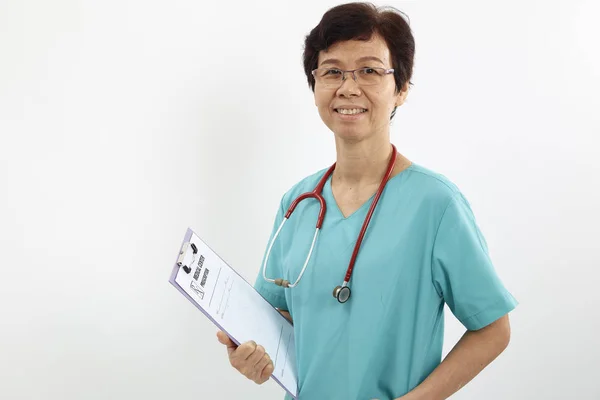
{"left": 220, "top": 280, "right": 234, "bottom": 319}
{"left": 282, "top": 331, "right": 292, "bottom": 377}
{"left": 208, "top": 267, "right": 222, "bottom": 308}
{"left": 273, "top": 325, "right": 284, "bottom": 370}
{"left": 217, "top": 276, "right": 230, "bottom": 315}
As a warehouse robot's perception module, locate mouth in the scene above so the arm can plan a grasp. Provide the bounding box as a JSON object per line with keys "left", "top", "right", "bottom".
{"left": 334, "top": 108, "right": 368, "bottom": 115}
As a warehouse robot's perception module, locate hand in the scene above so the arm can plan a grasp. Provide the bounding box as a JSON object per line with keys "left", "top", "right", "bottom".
{"left": 216, "top": 330, "right": 274, "bottom": 384}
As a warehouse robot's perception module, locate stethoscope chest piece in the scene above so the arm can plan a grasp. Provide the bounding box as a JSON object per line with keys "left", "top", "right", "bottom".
{"left": 333, "top": 285, "right": 351, "bottom": 303}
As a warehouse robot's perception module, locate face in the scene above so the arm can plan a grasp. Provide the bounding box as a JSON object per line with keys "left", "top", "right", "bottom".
{"left": 314, "top": 34, "right": 408, "bottom": 143}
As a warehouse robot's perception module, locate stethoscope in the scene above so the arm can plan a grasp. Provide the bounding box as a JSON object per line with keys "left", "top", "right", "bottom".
{"left": 262, "top": 144, "right": 398, "bottom": 303}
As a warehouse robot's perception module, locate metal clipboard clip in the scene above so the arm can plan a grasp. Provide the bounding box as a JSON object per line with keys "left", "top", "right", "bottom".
{"left": 176, "top": 242, "right": 198, "bottom": 274}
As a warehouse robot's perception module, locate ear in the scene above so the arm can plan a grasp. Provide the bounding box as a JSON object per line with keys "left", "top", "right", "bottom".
{"left": 394, "top": 81, "right": 410, "bottom": 108}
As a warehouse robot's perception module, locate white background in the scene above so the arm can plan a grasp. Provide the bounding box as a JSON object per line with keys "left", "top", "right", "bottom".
{"left": 1, "top": 0, "right": 599, "bottom": 399}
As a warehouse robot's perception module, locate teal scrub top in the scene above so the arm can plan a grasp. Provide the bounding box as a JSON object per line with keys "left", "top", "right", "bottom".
{"left": 253, "top": 163, "right": 518, "bottom": 400}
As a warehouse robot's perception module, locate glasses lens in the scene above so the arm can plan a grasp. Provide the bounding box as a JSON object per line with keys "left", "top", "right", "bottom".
{"left": 356, "top": 68, "right": 385, "bottom": 85}
{"left": 316, "top": 68, "right": 343, "bottom": 85}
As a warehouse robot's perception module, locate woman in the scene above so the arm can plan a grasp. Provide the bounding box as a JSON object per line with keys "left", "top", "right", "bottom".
{"left": 217, "top": 2, "right": 517, "bottom": 399}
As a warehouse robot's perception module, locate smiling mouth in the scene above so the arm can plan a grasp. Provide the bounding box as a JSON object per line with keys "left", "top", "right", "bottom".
{"left": 335, "top": 108, "right": 368, "bottom": 115}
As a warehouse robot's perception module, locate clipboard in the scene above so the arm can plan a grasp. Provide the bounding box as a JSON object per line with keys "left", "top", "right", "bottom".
{"left": 169, "top": 228, "right": 298, "bottom": 399}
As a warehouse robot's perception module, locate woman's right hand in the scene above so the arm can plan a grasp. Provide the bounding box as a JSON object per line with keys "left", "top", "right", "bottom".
{"left": 216, "top": 330, "right": 275, "bottom": 384}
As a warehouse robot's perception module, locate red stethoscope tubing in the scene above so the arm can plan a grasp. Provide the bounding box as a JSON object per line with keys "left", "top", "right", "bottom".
{"left": 284, "top": 144, "right": 397, "bottom": 285}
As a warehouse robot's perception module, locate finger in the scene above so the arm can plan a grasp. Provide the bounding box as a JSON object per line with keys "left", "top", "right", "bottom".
{"left": 246, "top": 344, "right": 266, "bottom": 368}
{"left": 230, "top": 341, "right": 258, "bottom": 374}
{"left": 259, "top": 360, "right": 275, "bottom": 382}
{"left": 216, "top": 330, "right": 233, "bottom": 345}
{"left": 231, "top": 340, "right": 257, "bottom": 363}
{"left": 239, "top": 344, "right": 265, "bottom": 378}
{"left": 216, "top": 331, "right": 237, "bottom": 356}
{"left": 253, "top": 353, "right": 271, "bottom": 375}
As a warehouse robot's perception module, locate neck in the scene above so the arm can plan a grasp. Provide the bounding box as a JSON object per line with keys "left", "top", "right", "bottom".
{"left": 332, "top": 138, "right": 394, "bottom": 187}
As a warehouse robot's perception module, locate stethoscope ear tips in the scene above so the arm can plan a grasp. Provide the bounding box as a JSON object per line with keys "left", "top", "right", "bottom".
{"left": 333, "top": 285, "right": 351, "bottom": 303}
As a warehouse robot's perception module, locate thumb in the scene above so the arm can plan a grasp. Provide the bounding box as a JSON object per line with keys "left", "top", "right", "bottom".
{"left": 216, "top": 331, "right": 237, "bottom": 355}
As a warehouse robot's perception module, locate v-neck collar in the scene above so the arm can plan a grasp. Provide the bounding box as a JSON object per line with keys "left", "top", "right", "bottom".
{"left": 323, "top": 175, "right": 374, "bottom": 221}
{"left": 322, "top": 163, "right": 415, "bottom": 222}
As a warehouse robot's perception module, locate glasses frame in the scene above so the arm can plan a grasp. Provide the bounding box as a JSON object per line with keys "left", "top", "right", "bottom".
{"left": 311, "top": 67, "right": 395, "bottom": 87}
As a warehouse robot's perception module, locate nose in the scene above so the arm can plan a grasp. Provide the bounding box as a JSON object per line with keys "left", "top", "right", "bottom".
{"left": 336, "top": 72, "right": 362, "bottom": 97}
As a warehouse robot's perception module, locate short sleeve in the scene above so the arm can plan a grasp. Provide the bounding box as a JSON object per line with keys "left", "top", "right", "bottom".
{"left": 253, "top": 195, "right": 289, "bottom": 311}
{"left": 432, "top": 192, "right": 518, "bottom": 330}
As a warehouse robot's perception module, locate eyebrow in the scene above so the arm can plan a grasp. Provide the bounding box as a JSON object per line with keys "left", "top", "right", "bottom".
{"left": 319, "top": 56, "right": 385, "bottom": 66}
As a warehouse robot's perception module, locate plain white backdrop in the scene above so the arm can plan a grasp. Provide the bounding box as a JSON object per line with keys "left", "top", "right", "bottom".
{"left": 1, "top": 0, "right": 599, "bottom": 399}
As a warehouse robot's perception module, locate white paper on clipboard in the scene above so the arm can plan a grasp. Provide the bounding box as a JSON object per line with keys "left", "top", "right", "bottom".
{"left": 169, "top": 228, "right": 298, "bottom": 399}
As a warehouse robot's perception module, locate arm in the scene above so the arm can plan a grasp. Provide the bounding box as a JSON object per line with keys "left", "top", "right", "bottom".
{"left": 398, "top": 315, "right": 511, "bottom": 400}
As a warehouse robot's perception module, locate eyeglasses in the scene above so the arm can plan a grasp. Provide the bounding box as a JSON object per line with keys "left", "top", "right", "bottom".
{"left": 311, "top": 67, "right": 395, "bottom": 88}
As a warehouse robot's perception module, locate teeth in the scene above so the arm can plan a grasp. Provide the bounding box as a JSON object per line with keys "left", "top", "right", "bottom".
{"left": 337, "top": 108, "right": 366, "bottom": 115}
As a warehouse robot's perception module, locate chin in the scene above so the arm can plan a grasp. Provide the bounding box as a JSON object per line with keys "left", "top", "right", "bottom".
{"left": 333, "top": 128, "right": 370, "bottom": 143}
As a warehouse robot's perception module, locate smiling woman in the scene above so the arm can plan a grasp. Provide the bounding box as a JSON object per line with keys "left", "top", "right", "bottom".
{"left": 311, "top": 34, "right": 407, "bottom": 143}
{"left": 217, "top": 2, "right": 518, "bottom": 400}
{"left": 303, "top": 2, "right": 415, "bottom": 123}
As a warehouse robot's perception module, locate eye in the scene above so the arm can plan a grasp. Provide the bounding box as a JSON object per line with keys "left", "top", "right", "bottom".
{"left": 324, "top": 68, "right": 342, "bottom": 76}
{"left": 362, "top": 68, "right": 379, "bottom": 75}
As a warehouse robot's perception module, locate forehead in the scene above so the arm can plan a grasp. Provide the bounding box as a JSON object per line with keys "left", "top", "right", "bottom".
{"left": 317, "top": 34, "right": 391, "bottom": 67}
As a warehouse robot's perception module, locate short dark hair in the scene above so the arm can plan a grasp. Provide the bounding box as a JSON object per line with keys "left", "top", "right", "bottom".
{"left": 302, "top": 2, "right": 415, "bottom": 120}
